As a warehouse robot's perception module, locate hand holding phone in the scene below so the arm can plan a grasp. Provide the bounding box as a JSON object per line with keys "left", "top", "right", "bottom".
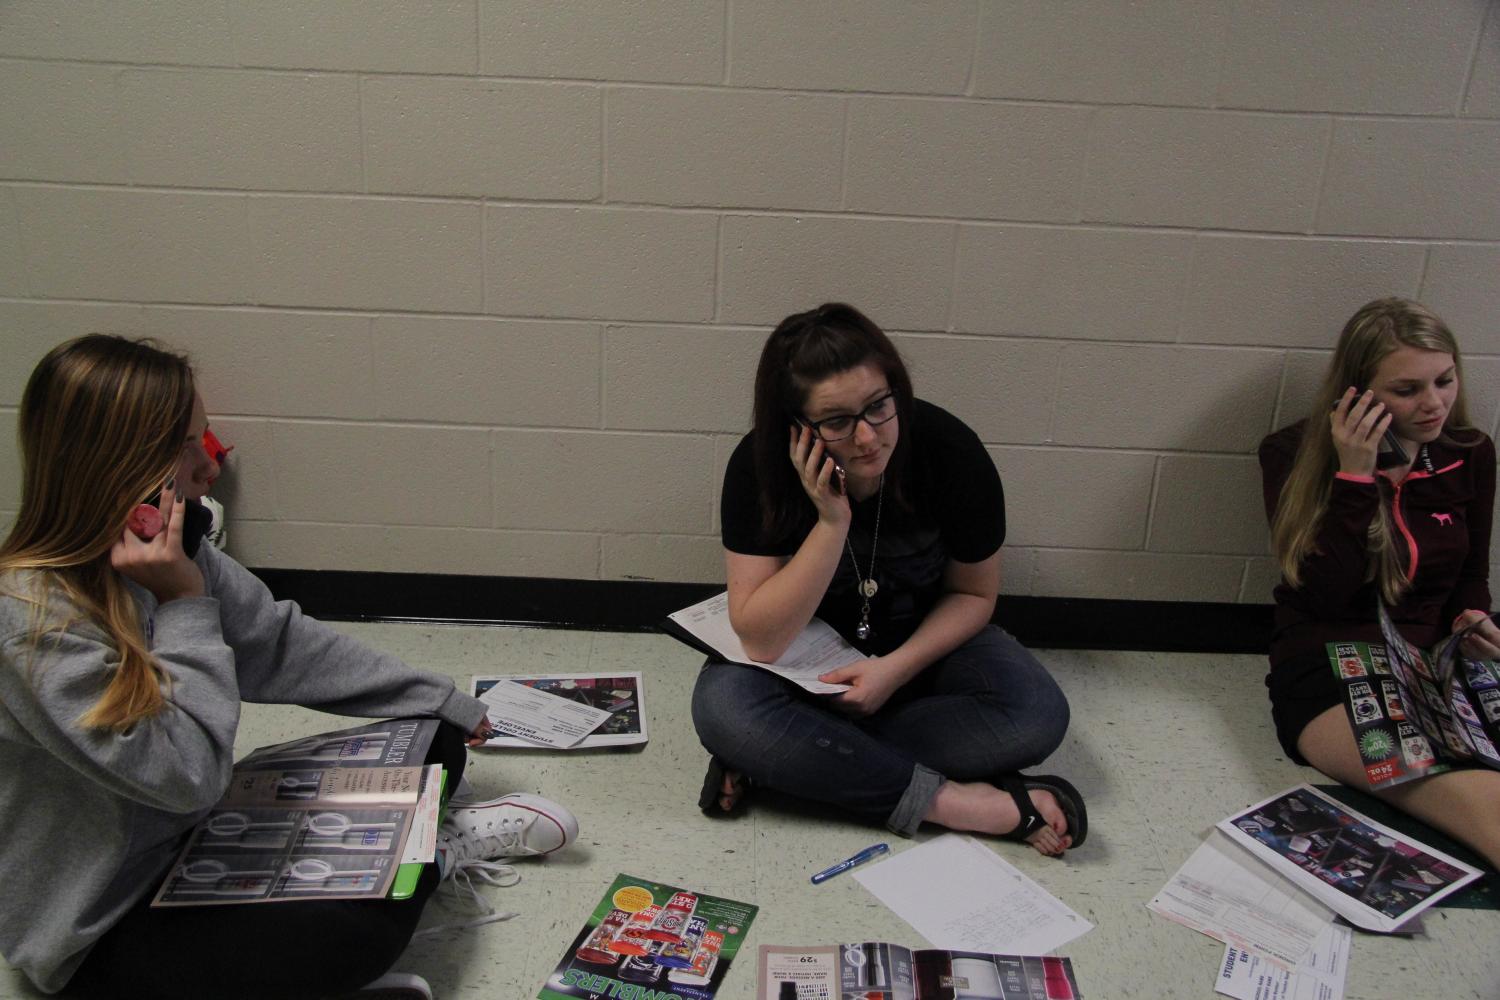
{"left": 1331, "top": 388, "right": 1407, "bottom": 474}
{"left": 788, "top": 424, "right": 851, "bottom": 522}
{"left": 130, "top": 493, "right": 213, "bottom": 558}
{"left": 111, "top": 481, "right": 207, "bottom": 603}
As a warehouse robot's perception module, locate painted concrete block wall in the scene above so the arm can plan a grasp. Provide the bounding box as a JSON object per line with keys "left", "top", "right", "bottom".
{"left": 1, "top": 1, "right": 1497, "bottom": 603}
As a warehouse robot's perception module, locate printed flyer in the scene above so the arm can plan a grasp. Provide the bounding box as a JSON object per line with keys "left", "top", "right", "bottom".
{"left": 1218, "top": 784, "right": 1481, "bottom": 933}
{"left": 758, "top": 943, "right": 1083, "bottom": 1000}
{"left": 538, "top": 873, "right": 759, "bottom": 1000}
{"left": 473, "top": 673, "right": 648, "bottom": 748}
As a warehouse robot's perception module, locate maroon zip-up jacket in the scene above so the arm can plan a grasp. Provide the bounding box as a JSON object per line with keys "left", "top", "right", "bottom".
{"left": 1259, "top": 421, "right": 1495, "bottom": 669}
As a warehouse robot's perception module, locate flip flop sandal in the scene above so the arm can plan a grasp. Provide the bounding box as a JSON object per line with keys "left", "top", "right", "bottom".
{"left": 996, "top": 773, "right": 1088, "bottom": 849}
{"left": 697, "top": 755, "right": 750, "bottom": 818}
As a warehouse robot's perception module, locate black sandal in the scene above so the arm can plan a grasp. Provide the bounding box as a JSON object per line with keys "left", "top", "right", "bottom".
{"left": 697, "top": 755, "right": 750, "bottom": 817}
{"left": 996, "top": 773, "right": 1087, "bottom": 849}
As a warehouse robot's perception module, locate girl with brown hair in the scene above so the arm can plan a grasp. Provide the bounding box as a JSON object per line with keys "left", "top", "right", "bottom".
{"left": 692, "top": 303, "right": 1085, "bottom": 855}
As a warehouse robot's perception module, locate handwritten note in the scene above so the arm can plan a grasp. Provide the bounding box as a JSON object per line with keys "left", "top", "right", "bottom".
{"left": 853, "top": 834, "right": 1092, "bottom": 955}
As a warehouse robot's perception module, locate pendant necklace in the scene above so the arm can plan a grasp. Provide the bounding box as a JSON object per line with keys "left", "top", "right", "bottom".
{"left": 844, "top": 474, "right": 884, "bottom": 641}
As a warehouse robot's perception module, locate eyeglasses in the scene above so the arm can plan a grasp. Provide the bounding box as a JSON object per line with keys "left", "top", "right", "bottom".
{"left": 801, "top": 392, "right": 898, "bottom": 442}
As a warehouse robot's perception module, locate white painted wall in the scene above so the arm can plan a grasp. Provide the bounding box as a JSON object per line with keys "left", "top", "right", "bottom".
{"left": 1, "top": 1, "right": 1497, "bottom": 601}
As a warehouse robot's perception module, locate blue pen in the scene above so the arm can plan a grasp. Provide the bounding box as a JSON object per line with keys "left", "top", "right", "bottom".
{"left": 810, "top": 842, "right": 889, "bottom": 884}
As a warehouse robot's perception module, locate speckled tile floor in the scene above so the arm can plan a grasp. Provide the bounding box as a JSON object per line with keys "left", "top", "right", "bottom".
{"left": 6, "top": 625, "right": 1496, "bottom": 1000}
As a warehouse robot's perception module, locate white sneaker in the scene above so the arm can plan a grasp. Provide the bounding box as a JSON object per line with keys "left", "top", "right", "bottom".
{"left": 438, "top": 792, "right": 578, "bottom": 869}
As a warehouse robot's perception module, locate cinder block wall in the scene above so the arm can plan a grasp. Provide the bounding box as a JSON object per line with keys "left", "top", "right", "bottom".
{"left": 1, "top": 2, "right": 1497, "bottom": 602}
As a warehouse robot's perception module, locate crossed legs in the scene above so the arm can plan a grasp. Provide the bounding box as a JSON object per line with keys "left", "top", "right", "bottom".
{"left": 692, "top": 626, "right": 1076, "bottom": 852}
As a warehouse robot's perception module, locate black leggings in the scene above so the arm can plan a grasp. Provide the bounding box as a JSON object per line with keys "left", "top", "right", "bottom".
{"left": 66, "top": 723, "right": 468, "bottom": 1000}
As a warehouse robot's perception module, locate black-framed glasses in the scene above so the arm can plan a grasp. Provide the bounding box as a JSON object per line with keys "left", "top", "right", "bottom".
{"left": 801, "top": 392, "right": 898, "bottom": 442}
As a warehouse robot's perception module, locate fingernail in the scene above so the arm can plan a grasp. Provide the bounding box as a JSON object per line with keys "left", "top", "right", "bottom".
{"left": 175, "top": 492, "right": 185, "bottom": 504}
{"left": 165, "top": 476, "right": 176, "bottom": 491}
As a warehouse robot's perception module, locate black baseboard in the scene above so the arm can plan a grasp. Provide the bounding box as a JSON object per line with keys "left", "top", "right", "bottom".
{"left": 249, "top": 568, "right": 1274, "bottom": 655}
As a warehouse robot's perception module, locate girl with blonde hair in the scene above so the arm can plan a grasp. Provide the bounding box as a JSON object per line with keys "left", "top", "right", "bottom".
{"left": 0, "top": 335, "right": 575, "bottom": 1000}
{"left": 1260, "top": 297, "right": 1500, "bottom": 868}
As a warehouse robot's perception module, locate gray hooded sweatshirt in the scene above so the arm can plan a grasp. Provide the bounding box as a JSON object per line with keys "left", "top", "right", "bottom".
{"left": 0, "top": 545, "right": 487, "bottom": 993}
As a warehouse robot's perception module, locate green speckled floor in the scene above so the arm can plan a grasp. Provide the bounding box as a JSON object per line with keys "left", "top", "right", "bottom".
{"left": 6, "top": 625, "right": 1496, "bottom": 999}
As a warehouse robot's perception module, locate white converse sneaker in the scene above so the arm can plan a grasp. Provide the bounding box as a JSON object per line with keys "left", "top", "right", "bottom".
{"left": 438, "top": 792, "right": 578, "bottom": 868}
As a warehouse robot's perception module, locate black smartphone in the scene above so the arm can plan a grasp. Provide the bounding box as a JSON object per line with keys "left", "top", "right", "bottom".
{"left": 1334, "top": 394, "right": 1409, "bottom": 470}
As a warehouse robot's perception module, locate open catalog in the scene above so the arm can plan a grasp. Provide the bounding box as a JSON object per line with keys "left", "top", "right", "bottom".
{"left": 1325, "top": 600, "right": 1500, "bottom": 789}
{"left": 151, "top": 718, "right": 443, "bottom": 906}
{"left": 758, "top": 943, "right": 1082, "bottom": 1000}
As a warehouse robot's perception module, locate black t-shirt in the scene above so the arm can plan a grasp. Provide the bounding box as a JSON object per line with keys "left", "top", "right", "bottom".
{"left": 720, "top": 399, "right": 1005, "bottom": 655}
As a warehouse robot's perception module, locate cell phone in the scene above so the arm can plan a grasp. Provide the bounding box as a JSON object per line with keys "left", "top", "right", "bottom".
{"left": 129, "top": 494, "right": 214, "bottom": 559}
{"left": 827, "top": 457, "right": 846, "bottom": 495}
{"left": 1334, "top": 394, "right": 1409, "bottom": 470}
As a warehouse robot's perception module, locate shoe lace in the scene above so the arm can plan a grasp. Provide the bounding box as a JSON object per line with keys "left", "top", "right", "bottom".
{"left": 480, "top": 821, "right": 529, "bottom": 856}
{"left": 413, "top": 859, "right": 521, "bottom": 938}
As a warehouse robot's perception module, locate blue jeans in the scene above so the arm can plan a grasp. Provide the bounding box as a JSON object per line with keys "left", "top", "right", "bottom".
{"left": 691, "top": 625, "right": 1069, "bottom": 835}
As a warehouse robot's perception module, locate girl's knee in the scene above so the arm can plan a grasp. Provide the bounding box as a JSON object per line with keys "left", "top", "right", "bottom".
{"left": 690, "top": 663, "right": 768, "bottom": 750}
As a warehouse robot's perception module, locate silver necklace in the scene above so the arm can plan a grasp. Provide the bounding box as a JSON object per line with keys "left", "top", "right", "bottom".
{"left": 844, "top": 474, "right": 884, "bottom": 641}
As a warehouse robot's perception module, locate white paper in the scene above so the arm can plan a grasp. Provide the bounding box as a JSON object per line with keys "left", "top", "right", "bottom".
{"left": 471, "top": 673, "right": 648, "bottom": 749}
{"left": 1216, "top": 922, "right": 1351, "bottom": 1000}
{"left": 668, "top": 591, "right": 855, "bottom": 694}
{"left": 1148, "top": 831, "right": 1334, "bottom": 968}
{"left": 399, "top": 764, "right": 443, "bottom": 865}
{"left": 852, "top": 834, "right": 1092, "bottom": 955}
{"left": 478, "top": 679, "right": 612, "bottom": 748}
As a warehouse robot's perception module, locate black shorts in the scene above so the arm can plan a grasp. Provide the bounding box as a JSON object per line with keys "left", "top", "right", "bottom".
{"left": 1267, "top": 651, "right": 1344, "bottom": 765}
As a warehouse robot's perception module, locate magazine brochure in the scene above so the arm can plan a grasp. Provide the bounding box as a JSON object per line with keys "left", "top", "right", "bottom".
{"left": 665, "top": 591, "right": 853, "bottom": 695}
{"left": 538, "top": 873, "right": 759, "bottom": 1000}
{"left": 1217, "top": 784, "right": 1482, "bottom": 933}
{"left": 151, "top": 718, "right": 437, "bottom": 906}
{"left": 757, "top": 943, "right": 1083, "bottom": 1000}
{"left": 472, "top": 673, "right": 648, "bottom": 748}
{"left": 1325, "top": 603, "right": 1500, "bottom": 789}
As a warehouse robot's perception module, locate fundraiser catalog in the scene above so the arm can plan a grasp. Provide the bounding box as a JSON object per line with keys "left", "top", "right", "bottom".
{"left": 539, "top": 873, "right": 759, "bottom": 1000}
{"left": 151, "top": 718, "right": 437, "bottom": 906}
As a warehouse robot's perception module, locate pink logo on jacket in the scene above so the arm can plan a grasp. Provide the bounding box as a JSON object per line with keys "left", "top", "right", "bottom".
{"left": 1432, "top": 512, "right": 1454, "bottom": 526}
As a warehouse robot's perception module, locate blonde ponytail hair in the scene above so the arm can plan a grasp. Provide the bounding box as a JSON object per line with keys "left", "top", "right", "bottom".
{"left": 1, "top": 335, "right": 195, "bottom": 731}
{"left": 1270, "top": 298, "right": 1476, "bottom": 604}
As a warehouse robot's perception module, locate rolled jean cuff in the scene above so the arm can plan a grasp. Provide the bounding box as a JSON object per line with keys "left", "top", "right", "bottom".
{"left": 886, "top": 763, "right": 944, "bottom": 836}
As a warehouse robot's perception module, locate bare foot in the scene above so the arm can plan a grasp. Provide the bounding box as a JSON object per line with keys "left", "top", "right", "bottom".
{"left": 925, "top": 780, "right": 1073, "bottom": 857}
{"left": 716, "top": 769, "right": 746, "bottom": 813}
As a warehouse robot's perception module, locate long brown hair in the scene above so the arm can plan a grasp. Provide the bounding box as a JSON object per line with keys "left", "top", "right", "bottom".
{"left": 1270, "top": 298, "right": 1477, "bottom": 604}
{"left": 0, "top": 334, "right": 195, "bottom": 730}
{"left": 750, "top": 303, "right": 914, "bottom": 542}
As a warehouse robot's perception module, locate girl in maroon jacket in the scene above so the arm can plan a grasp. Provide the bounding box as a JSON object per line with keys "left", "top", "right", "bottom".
{"left": 1260, "top": 297, "right": 1500, "bottom": 868}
